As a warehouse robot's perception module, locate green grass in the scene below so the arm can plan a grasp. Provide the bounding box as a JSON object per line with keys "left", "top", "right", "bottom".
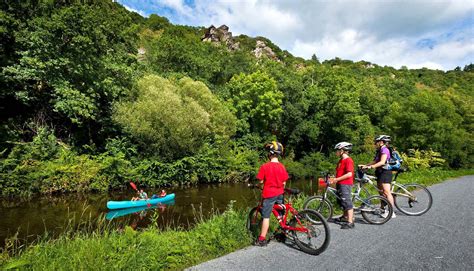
{"left": 1, "top": 169, "right": 472, "bottom": 270}
{"left": 395, "top": 168, "right": 474, "bottom": 186}
{"left": 1, "top": 203, "right": 251, "bottom": 270}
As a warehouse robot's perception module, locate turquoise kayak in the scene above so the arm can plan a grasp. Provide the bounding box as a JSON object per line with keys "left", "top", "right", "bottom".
{"left": 107, "top": 193, "right": 175, "bottom": 210}
{"left": 106, "top": 200, "right": 175, "bottom": 220}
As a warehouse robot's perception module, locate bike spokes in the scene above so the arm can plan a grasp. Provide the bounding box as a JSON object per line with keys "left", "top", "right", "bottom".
{"left": 290, "top": 210, "right": 330, "bottom": 255}
{"left": 394, "top": 184, "right": 432, "bottom": 216}
{"left": 360, "top": 195, "right": 393, "bottom": 224}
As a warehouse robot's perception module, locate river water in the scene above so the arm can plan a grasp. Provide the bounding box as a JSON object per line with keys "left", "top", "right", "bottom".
{"left": 0, "top": 179, "right": 317, "bottom": 247}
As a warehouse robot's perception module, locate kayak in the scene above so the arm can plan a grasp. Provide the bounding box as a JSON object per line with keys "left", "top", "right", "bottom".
{"left": 106, "top": 200, "right": 175, "bottom": 220}
{"left": 107, "top": 193, "right": 175, "bottom": 210}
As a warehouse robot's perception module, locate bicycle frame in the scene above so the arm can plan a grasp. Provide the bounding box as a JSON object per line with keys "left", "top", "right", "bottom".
{"left": 358, "top": 170, "right": 416, "bottom": 200}
{"left": 252, "top": 196, "right": 309, "bottom": 233}
{"left": 320, "top": 173, "right": 373, "bottom": 209}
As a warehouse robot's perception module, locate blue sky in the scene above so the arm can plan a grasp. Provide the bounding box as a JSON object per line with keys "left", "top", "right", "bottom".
{"left": 118, "top": 0, "right": 474, "bottom": 70}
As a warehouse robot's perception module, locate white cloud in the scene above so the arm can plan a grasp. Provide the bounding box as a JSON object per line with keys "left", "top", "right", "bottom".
{"left": 120, "top": 0, "right": 474, "bottom": 70}
{"left": 121, "top": 4, "right": 147, "bottom": 17}
{"left": 160, "top": 0, "right": 194, "bottom": 17}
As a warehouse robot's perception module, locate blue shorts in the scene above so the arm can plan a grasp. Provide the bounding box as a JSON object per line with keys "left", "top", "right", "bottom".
{"left": 261, "top": 194, "right": 284, "bottom": 219}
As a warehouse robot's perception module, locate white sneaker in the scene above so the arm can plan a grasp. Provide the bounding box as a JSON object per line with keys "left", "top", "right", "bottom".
{"left": 380, "top": 210, "right": 396, "bottom": 219}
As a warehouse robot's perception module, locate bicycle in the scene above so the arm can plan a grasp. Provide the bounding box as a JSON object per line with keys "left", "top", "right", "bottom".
{"left": 247, "top": 184, "right": 330, "bottom": 255}
{"left": 303, "top": 172, "right": 393, "bottom": 224}
{"left": 355, "top": 168, "right": 433, "bottom": 216}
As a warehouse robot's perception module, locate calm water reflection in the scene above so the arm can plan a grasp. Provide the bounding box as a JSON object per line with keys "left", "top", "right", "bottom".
{"left": 0, "top": 179, "right": 317, "bottom": 246}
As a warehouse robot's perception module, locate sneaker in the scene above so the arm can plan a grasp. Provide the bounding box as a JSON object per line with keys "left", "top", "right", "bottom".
{"left": 333, "top": 216, "right": 348, "bottom": 223}
{"left": 340, "top": 222, "right": 355, "bottom": 229}
{"left": 380, "top": 210, "right": 396, "bottom": 219}
{"left": 254, "top": 238, "right": 269, "bottom": 247}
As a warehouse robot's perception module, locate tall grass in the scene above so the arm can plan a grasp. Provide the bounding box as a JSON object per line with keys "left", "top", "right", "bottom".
{"left": 1, "top": 202, "right": 251, "bottom": 270}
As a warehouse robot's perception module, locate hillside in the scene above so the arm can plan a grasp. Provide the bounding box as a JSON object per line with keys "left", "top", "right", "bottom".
{"left": 0, "top": 0, "right": 472, "bottom": 196}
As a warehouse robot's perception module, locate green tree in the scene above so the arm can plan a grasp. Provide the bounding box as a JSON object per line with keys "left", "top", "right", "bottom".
{"left": 1, "top": 2, "right": 139, "bottom": 145}
{"left": 225, "top": 71, "right": 283, "bottom": 135}
{"left": 113, "top": 75, "right": 236, "bottom": 159}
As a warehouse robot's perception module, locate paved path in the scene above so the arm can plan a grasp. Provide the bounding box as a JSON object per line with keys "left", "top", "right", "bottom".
{"left": 189, "top": 175, "right": 474, "bottom": 270}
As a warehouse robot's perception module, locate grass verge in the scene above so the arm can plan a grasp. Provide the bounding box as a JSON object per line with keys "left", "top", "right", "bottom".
{"left": 1, "top": 169, "right": 472, "bottom": 270}
{"left": 1, "top": 202, "right": 251, "bottom": 270}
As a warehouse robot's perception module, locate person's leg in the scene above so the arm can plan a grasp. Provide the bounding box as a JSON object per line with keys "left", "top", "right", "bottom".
{"left": 381, "top": 183, "right": 395, "bottom": 207}
{"left": 258, "top": 196, "right": 275, "bottom": 241}
{"left": 260, "top": 218, "right": 270, "bottom": 239}
{"left": 340, "top": 185, "right": 354, "bottom": 228}
{"left": 347, "top": 209, "right": 354, "bottom": 223}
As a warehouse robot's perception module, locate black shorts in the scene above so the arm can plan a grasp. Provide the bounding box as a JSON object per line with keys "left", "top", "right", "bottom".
{"left": 376, "top": 168, "right": 393, "bottom": 183}
{"left": 261, "top": 194, "right": 284, "bottom": 219}
{"left": 336, "top": 184, "right": 353, "bottom": 210}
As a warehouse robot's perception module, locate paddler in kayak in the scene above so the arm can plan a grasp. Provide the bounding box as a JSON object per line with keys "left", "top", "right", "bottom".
{"left": 131, "top": 189, "right": 148, "bottom": 201}
{"left": 150, "top": 189, "right": 167, "bottom": 199}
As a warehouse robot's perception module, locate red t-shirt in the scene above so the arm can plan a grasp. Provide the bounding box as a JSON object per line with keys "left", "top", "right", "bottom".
{"left": 256, "top": 161, "right": 289, "bottom": 198}
{"left": 336, "top": 157, "right": 354, "bottom": 185}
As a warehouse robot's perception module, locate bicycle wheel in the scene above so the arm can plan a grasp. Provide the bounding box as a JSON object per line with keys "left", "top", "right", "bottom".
{"left": 289, "top": 209, "right": 330, "bottom": 255}
{"left": 394, "top": 183, "right": 432, "bottom": 216}
{"left": 360, "top": 195, "right": 393, "bottom": 224}
{"left": 290, "top": 209, "right": 330, "bottom": 255}
{"left": 302, "top": 196, "right": 333, "bottom": 222}
{"left": 246, "top": 207, "right": 262, "bottom": 240}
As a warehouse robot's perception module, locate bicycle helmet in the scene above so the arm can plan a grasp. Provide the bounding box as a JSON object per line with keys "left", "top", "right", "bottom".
{"left": 265, "top": 141, "right": 284, "bottom": 156}
{"left": 374, "top": 135, "right": 391, "bottom": 143}
{"left": 334, "top": 142, "right": 353, "bottom": 151}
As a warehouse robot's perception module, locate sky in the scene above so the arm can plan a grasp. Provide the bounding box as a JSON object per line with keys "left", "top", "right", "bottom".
{"left": 117, "top": 0, "right": 474, "bottom": 71}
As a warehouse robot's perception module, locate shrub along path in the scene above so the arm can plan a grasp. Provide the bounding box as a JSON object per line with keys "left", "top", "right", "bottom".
{"left": 189, "top": 175, "right": 474, "bottom": 270}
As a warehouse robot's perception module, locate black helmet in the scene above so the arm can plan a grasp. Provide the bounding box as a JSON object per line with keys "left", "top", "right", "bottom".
{"left": 265, "top": 141, "right": 284, "bottom": 156}
{"left": 374, "top": 135, "right": 391, "bottom": 143}
{"left": 334, "top": 142, "right": 353, "bottom": 151}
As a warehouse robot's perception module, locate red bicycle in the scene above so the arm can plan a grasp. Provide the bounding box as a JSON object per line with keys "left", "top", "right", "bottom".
{"left": 247, "top": 184, "right": 330, "bottom": 255}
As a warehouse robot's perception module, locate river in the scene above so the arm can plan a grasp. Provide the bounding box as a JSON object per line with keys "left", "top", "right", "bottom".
{"left": 0, "top": 179, "right": 317, "bottom": 247}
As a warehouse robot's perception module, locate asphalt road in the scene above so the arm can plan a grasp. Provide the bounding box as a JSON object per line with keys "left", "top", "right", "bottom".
{"left": 188, "top": 175, "right": 474, "bottom": 270}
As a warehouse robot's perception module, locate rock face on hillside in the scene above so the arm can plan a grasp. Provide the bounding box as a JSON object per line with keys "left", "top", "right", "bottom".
{"left": 201, "top": 25, "right": 240, "bottom": 50}
{"left": 253, "top": 40, "right": 279, "bottom": 61}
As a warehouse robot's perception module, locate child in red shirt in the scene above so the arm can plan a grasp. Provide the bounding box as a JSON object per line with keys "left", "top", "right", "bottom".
{"left": 254, "top": 141, "right": 289, "bottom": 246}
{"left": 331, "top": 142, "right": 355, "bottom": 229}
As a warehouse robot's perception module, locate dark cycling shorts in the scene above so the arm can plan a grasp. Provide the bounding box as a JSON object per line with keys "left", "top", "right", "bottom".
{"left": 336, "top": 184, "right": 353, "bottom": 210}
{"left": 376, "top": 168, "right": 392, "bottom": 184}
{"left": 261, "top": 194, "right": 284, "bottom": 219}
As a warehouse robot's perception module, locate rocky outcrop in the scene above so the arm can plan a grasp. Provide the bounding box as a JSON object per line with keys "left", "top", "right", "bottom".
{"left": 253, "top": 40, "right": 279, "bottom": 62}
{"left": 201, "top": 25, "right": 240, "bottom": 50}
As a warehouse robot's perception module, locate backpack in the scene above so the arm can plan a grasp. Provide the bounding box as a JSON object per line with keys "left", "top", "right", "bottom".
{"left": 386, "top": 147, "right": 403, "bottom": 170}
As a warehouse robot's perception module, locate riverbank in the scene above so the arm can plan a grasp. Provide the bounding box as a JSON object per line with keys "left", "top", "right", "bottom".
{"left": 1, "top": 169, "right": 473, "bottom": 270}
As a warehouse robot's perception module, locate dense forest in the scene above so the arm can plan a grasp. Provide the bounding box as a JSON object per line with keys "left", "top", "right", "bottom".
{"left": 1, "top": 1, "right": 473, "bottom": 196}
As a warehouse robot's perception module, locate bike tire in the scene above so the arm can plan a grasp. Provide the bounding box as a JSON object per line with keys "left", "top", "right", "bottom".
{"left": 360, "top": 195, "right": 393, "bottom": 224}
{"left": 302, "top": 196, "right": 333, "bottom": 222}
{"left": 290, "top": 209, "right": 330, "bottom": 255}
{"left": 246, "top": 207, "right": 262, "bottom": 240}
{"left": 394, "top": 183, "right": 432, "bottom": 216}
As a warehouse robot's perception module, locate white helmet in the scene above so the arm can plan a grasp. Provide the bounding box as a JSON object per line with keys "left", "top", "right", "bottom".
{"left": 374, "top": 135, "right": 391, "bottom": 143}
{"left": 334, "top": 142, "right": 352, "bottom": 151}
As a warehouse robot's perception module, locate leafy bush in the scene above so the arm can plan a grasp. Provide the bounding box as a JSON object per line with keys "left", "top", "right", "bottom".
{"left": 113, "top": 75, "right": 236, "bottom": 159}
